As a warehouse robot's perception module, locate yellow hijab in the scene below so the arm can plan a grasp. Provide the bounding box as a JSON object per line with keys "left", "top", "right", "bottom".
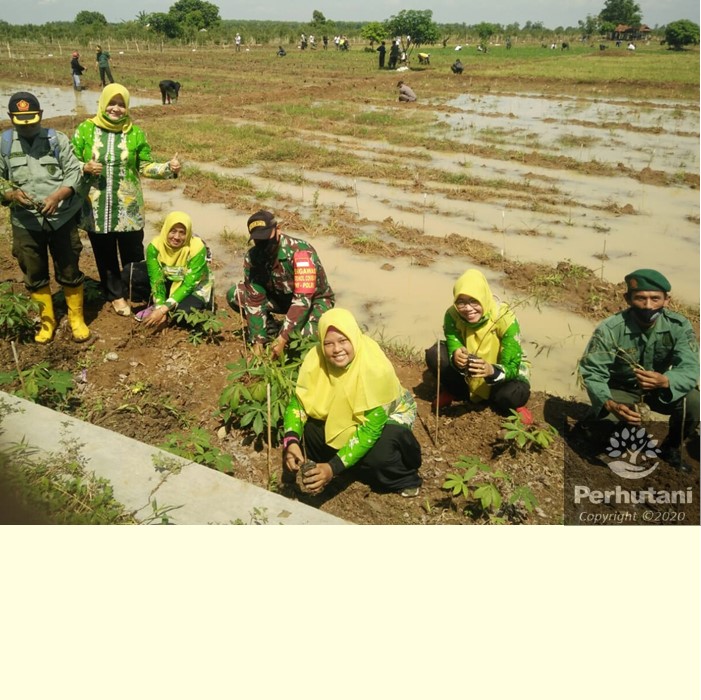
{"left": 91, "top": 83, "right": 133, "bottom": 133}
{"left": 447, "top": 269, "right": 515, "bottom": 402}
{"left": 296, "top": 308, "right": 401, "bottom": 448}
{"left": 149, "top": 211, "right": 205, "bottom": 291}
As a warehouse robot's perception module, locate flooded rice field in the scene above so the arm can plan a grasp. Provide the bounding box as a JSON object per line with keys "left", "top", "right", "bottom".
{"left": 4, "top": 83, "right": 698, "bottom": 397}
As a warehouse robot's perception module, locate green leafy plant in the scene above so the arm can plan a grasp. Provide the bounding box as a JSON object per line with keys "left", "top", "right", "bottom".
{"left": 442, "top": 455, "right": 538, "bottom": 523}
{"left": 498, "top": 409, "right": 558, "bottom": 452}
{"left": 0, "top": 436, "right": 133, "bottom": 525}
{"left": 0, "top": 361, "right": 74, "bottom": 409}
{"left": 160, "top": 427, "right": 234, "bottom": 473}
{"left": 217, "top": 332, "right": 317, "bottom": 444}
{"left": 172, "top": 308, "right": 226, "bottom": 345}
{"left": 0, "top": 282, "right": 40, "bottom": 341}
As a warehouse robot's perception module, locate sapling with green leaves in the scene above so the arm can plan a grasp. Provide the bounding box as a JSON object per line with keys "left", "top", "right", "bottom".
{"left": 442, "top": 455, "right": 538, "bottom": 523}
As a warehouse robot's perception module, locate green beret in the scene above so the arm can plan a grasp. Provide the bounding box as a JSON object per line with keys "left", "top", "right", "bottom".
{"left": 624, "top": 269, "right": 671, "bottom": 293}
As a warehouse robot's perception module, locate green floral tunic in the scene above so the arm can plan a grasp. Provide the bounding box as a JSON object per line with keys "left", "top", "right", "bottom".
{"left": 283, "top": 387, "right": 417, "bottom": 472}
{"left": 72, "top": 120, "right": 176, "bottom": 233}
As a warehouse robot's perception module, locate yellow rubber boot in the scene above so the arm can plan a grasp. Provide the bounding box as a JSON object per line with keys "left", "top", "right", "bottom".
{"left": 30, "top": 286, "right": 56, "bottom": 344}
{"left": 63, "top": 284, "right": 90, "bottom": 342}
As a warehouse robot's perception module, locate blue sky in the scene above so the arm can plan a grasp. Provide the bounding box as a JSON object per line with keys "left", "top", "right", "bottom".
{"left": 9, "top": 0, "right": 700, "bottom": 28}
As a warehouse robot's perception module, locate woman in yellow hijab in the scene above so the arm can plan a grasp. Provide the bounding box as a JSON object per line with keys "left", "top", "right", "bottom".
{"left": 283, "top": 308, "right": 422, "bottom": 497}
{"left": 124, "top": 211, "right": 212, "bottom": 328}
{"left": 72, "top": 84, "right": 181, "bottom": 317}
{"left": 425, "top": 269, "right": 531, "bottom": 421}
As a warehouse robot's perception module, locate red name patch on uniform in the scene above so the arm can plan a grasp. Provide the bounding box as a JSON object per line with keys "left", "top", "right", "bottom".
{"left": 293, "top": 250, "right": 317, "bottom": 294}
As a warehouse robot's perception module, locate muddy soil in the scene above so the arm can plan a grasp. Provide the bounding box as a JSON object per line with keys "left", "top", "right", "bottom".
{"left": 0, "top": 49, "right": 698, "bottom": 524}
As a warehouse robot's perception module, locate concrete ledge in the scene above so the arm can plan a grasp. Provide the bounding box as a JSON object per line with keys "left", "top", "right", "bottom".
{"left": 0, "top": 392, "right": 347, "bottom": 525}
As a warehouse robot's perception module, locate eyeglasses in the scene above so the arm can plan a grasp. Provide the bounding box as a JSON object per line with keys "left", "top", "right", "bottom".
{"left": 455, "top": 299, "right": 480, "bottom": 309}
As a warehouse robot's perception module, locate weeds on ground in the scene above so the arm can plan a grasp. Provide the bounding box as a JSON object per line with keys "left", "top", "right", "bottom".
{"left": 172, "top": 308, "right": 226, "bottom": 345}
{"left": 160, "top": 426, "right": 234, "bottom": 473}
{"left": 0, "top": 435, "right": 133, "bottom": 525}
{"left": 442, "top": 455, "right": 538, "bottom": 524}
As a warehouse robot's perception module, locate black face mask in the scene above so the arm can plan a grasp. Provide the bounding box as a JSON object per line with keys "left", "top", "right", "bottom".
{"left": 631, "top": 307, "right": 662, "bottom": 325}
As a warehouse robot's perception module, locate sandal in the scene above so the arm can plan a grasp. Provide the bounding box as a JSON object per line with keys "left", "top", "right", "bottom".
{"left": 111, "top": 299, "right": 131, "bottom": 317}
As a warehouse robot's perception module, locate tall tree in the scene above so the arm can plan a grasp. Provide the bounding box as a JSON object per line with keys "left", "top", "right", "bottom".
{"left": 384, "top": 9, "right": 439, "bottom": 48}
{"left": 361, "top": 21, "right": 386, "bottom": 46}
{"left": 75, "top": 11, "right": 107, "bottom": 26}
{"left": 168, "top": 0, "right": 221, "bottom": 30}
{"left": 599, "top": 0, "right": 642, "bottom": 26}
{"left": 664, "top": 19, "right": 699, "bottom": 49}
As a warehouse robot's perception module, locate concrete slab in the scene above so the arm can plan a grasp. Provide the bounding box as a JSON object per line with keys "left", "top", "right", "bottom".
{"left": 0, "top": 392, "right": 348, "bottom": 525}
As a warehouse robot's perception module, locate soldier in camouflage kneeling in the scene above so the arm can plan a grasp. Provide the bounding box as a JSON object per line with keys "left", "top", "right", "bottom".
{"left": 227, "top": 210, "right": 335, "bottom": 358}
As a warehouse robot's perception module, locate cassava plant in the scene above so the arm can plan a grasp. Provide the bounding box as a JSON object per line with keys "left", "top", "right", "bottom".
{"left": 497, "top": 409, "right": 558, "bottom": 453}
{"left": 442, "top": 455, "right": 538, "bottom": 523}
{"left": 0, "top": 282, "right": 41, "bottom": 342}
{"left": 217, "top": 332, "right": 317, "bottom": 444}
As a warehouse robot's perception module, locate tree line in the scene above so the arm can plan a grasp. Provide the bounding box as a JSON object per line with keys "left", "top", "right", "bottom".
{"left": 0, "top": 1, "right": 697, "bottom": 50}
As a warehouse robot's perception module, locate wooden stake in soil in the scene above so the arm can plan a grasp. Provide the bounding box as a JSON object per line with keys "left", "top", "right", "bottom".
{"left": 266, "top": 382, "right": 272, "bottom": 486}
{"left": 235, "top": 284, "right": 248, "bottom": 361}
{"left": 10, "top": 341, "right": 27, "bottom": 396}
{"left": 434, "top": 340, "right": 441, "bottom": 445}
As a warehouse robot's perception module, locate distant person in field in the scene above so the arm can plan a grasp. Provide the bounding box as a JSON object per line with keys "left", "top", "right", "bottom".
{"left": 377, "top": 41, "right": 386, "bottom": 69}
{"left": 95, "top": 45, "right": 114, "bottom": 87}
{"left": 451, "top": 58, "right": 464, "bottom": 74}
{"left": 397, "top": 80, "right": 416, "bottom": 102}
{"left": 277, "top": 46, "right": 287, "bottom": 57}
{"left": 70, "top": 51, "right": 86, "bottom": 91}
{"left": 159, "top": 80, "right": 181, "bottom": 105}
{"left": 388, "top": 41, "right": 399, "bottom": 69}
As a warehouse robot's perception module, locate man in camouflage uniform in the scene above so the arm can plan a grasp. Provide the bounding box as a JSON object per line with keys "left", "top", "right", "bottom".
{"left": 227, "top": 210, "right": 335, "bottom": 358}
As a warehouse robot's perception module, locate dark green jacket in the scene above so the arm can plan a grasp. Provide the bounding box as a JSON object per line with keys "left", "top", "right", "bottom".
{"left": 579, "top": 308, "right": 699, "bottom": 415}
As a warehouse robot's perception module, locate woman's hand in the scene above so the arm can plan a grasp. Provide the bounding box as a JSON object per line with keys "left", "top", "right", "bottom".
{"left": 169, "top": 153, "right": 181, "bottom": 175}
{"left": 284, "top": 442, "right": 304, "bottom": 472}
{"left": 143, "top": 305, "right": 169, "bottom": 328}
{"left": 452, "top": 347, "right": 469, "bottom": 369}
{"left": 84, "top": 160, "right": 103, "bottom": 177}
{"left": 467, "top": 356, "right": 494, "bottom": 378}
{"left": 302, "top": 462, "right": 333, "bottom": 494}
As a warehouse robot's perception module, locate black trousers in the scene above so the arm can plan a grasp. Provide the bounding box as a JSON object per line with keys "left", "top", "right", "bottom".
{"left": 303, "top": 418, "right": 422, "bottom": 492}
{"left": 88, "top": 230, "right": 144, "bottom": 301}
{"left": 425, "top": 341, "right": 530, "bottom": 413}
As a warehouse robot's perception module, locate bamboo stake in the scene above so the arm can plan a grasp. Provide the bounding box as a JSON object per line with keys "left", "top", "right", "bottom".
{"left": 434, "top": 339, "right": 441, "bottom": 445}
{"left": 10, "top": 341, "right": 27, "bottom": 395}
{"left": 235, "top": 284, "right": 248, "bottom": 361}
{"left": 266, "top": 383, "right": 272, "bottom": 486}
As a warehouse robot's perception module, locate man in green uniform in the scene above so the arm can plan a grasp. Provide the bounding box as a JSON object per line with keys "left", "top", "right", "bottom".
{"left": 0, "top": 92, "right": 90, "bottom": 343}
{"left": 227, "top": 210, "right": 335, "bottom": 358}
{"left": 578, "top": 269, "right": 699, "bottom": 471}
